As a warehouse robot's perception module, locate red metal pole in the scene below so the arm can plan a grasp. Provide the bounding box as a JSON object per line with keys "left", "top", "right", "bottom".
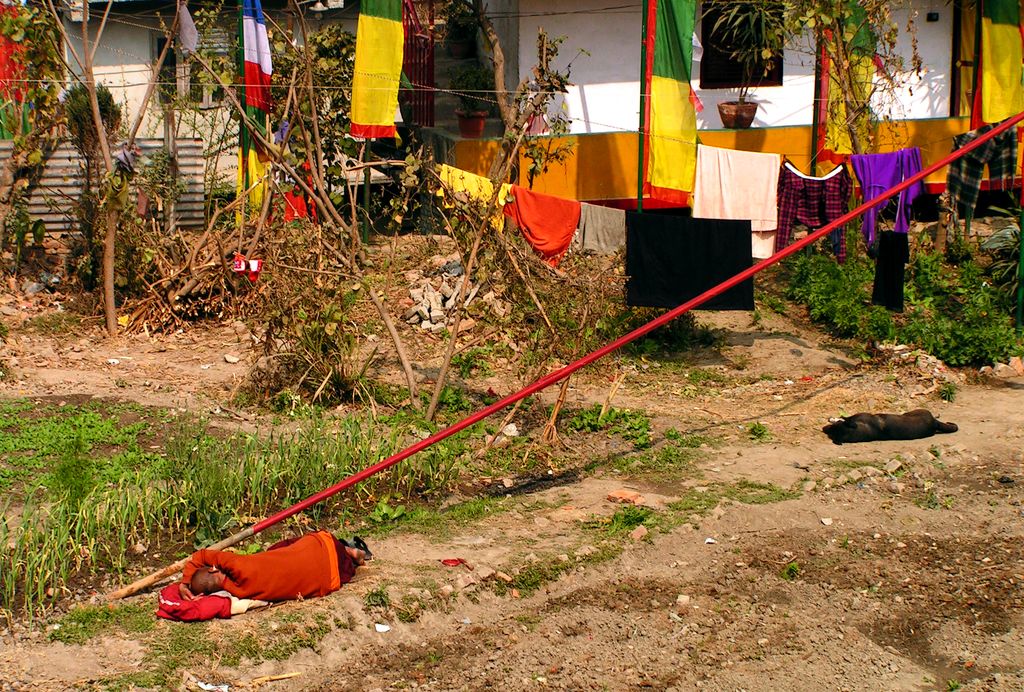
{"left": 250, "top": 109, "right": 1024, "bottom": 535}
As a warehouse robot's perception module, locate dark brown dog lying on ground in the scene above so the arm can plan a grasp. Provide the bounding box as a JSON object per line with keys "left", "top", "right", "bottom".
{"left": 823, "top": 409, "right": 958, "bottom": 444}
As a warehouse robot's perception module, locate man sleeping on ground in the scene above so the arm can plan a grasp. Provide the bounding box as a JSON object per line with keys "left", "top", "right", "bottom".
{"left": 160, "top": 531, "right": 371, "bottom": 621}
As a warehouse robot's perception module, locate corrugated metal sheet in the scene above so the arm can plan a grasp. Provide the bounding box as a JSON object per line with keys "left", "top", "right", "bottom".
{"left": 0, "top": 138, "right": 206, "bottom": 233}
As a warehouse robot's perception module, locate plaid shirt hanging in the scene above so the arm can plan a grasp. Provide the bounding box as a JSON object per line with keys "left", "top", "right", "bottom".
{"left": 946, "top": 121, "right": 1018, "bottom": 221}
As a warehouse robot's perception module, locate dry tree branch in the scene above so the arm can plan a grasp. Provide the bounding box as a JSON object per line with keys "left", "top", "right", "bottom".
{"left": 190, "top": 52, "right": 422, "bottom": 406}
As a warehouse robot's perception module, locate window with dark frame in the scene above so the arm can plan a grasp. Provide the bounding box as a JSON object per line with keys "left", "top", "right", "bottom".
{"left": 699, "top": 5, "right": 784, "bottom": 89}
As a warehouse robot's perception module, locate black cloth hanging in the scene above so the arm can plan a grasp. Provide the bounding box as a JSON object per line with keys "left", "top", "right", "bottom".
{"left": 871, "top": 231, "right": 909, "bottom": 312}
{"left": 625, "top": 212, "right": 754, "bottom": 310}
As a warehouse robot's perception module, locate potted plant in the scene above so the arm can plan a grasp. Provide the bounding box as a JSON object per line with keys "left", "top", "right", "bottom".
{"left": 449, "top": 63, "right": 494, "bottom": 138}
{"left": 443, "top": 2, "right": 477, "bottom": 58}
{"left": 707, "top": 0, "right": 786, "bottom": 129}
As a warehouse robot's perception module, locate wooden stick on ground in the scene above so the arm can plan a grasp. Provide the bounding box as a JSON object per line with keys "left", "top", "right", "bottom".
{"left": 106, "top": 526, "right": 256, "bottom": 601}
{"left": 599, "top": 372, "right": 627, "bottom": 422}
{"left": 540, "top": 376, "right": 571, "bottom": 446}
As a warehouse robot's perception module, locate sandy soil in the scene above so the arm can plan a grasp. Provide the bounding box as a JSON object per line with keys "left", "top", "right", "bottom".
{"left": 1, "top": 288, "right": 1023, "bottom": 691}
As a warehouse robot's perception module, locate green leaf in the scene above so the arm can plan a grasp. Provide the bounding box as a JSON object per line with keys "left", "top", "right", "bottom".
{"left": 30, "top": 219, "right": 45, "bottom": 244}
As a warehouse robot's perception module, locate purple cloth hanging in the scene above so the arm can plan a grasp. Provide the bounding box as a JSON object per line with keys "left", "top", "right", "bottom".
{"left": 849, "top": 147, "right": 925, "bottom": 248}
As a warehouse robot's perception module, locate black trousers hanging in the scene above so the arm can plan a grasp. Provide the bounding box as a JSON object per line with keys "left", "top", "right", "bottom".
{"left": 625, "top": 212, "right": 754, "bottom": 310}
{"left": 871, "top": 231, "right": 909, "bottom": 312}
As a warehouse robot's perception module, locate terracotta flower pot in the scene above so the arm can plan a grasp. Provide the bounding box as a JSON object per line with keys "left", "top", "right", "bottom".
{"left": 717, "top": 101, "right": 758, "bottom": 129}
{"left": 456, "top": 110, "right": 487, "bottom": 138}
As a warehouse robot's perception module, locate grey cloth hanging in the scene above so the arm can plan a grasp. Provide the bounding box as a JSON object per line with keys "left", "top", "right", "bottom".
{"left": 574, "top": 203, "right": 626, "bottom": 254}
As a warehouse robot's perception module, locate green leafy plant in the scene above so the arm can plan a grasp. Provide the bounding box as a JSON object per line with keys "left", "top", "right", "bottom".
{"left": 451, "top": 346, "right": 493, "bottom": 378}
{"left": 938, "top": 381, "right": 957, "bottom": 403}
{"left": 785, "top": 249, "right": 1024, "bottom": 367}
{"left": 369, "top": 499, "right": 407, "bottom": 524}
{"left": 566, "top": 405, "right": 652, "bottom": 449}
{"left": 449, "top": 63, "right": 495, "bottom": 114}
{"left": 748, "top": 422, "right": 771, "bottom": 442}
{"left": 270, "top": 24, "right": 358, "bottom": 190}
{"left": 780, "top": 561, "right": 801, "bottom": 581}
{"left": 440, "top": 0, "right": 478, "bottom": 42}
{"left": 434, "top": 385, "right": 474, "bottom": 415}
{"left": 981, "top": 222, "right": 1021, "bottom": 306}
{"left": 705, "top": 0, "right": 787, "bottom": 103}
{"left": 363, "top": 585, "right": 392, "bottom": 610}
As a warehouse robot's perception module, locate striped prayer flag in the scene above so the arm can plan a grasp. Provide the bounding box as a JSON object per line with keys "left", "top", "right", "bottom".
{"left": 642, "top": 0, "right": 699, "bottom": 205}
{"left": 981, "top": 0, "right": 1024, "bottom": 123}
{"left": 238, "top": 0, "right": 273, "bottom": 209}
{"left": 351, "top": 0, "right": 403, "bottom": 139}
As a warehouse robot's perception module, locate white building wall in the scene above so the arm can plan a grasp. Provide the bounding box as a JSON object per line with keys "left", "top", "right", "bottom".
{"left": 64, "top": 18, "right": 162, "bottom": 136}
{"left": 516, "top": 0, "right": 954, "bottom": 134}
{"left": 62, "top": 8, "right": 360, "bottom": 142}
{"left": 871, "top": 0, "right": 953, "bottom": 121}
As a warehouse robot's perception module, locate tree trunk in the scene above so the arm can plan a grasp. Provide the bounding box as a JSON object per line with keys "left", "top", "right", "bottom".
{"left": 473, "top": 0, "right": 516, "bottom": 130}
{"left": 102, "top": 207, "right": 118, "bottom": 333}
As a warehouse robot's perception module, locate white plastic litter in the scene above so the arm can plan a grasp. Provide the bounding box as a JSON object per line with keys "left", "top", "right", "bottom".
{"left": 196, "top": 682, "right": 229, "bottom": 692}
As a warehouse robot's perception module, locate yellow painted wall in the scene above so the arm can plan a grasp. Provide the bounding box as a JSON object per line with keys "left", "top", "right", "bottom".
{"left": 452, "top": 117, "right": 1017, "bottom": 203}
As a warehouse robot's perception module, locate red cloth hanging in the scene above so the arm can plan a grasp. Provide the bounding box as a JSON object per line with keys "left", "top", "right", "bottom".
{"left": 284, "top": 187, "right": 308, "bottom": 221}
{"left": 502, "top": 185, "right": 581, "bottom": 266}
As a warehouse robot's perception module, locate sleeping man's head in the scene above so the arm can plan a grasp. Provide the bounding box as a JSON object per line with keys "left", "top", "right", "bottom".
{"left": 190, "top": 567, "right": 227, "bottom": 595}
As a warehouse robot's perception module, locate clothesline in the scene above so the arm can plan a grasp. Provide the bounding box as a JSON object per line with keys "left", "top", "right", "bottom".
{"left": 438, "top": 114, "right": 1017, "bottom": 318}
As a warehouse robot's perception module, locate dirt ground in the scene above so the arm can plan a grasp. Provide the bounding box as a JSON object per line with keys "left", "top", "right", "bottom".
{"left": 1, "top": 286, "right": 1023, "bottom": 691}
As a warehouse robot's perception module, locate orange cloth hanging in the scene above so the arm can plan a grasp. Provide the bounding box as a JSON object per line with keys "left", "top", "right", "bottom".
{"left": 502, "top": 185, "right": 581, "bottom": 266}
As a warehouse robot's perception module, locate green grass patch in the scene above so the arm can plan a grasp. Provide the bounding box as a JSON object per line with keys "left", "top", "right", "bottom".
{"left": 668, "top": 481, "right": 800, "bottom": 518}
{"left": 496, "top": 543, "right": 622, "bottom": 597}
{"left": 757, "top": 291, "right": 789, "bottom": 315}
{"left": 780, "top": 561, "right": 801, "bottom": 581}
{"left": 2, "top": 406, "right": 469, "bottom": 618}
{"left": 915, "top": 488, "right": 955, "bottom": 510}
{"left": 687, "top": 368, "right": 729, "bottom": 386}
{"left": 50, "top": 603, "right": 155, "bottom": 645}
{"left": 21, "top": 311, "right": 82, "bottom": 335}
{"left": 725, "top": 479, "right": 800, "bottom": 504}
{"left": 0, "top": 400, "right": 161, "bottom": 492}
{"left": 664, "top": 428, "right": 717, "bottom": 448}
{"left": 747, "top": 422, "right": 772, "bottom": 442}
{"left": 826, "top": 458, "right": 883, "bottom": 472}
{"left": 607, "top": 441, "right": 702, "bottom": 478}
{"left": 99, "top": 611, "right": 333, "bottom": 688}
{"left": 938, "top": 381, "right": 957, "bottom": 403}
{"left": 365, "top": 497, "right": 508, "bottom": 539}
{"left": 364, "top": 585, "right": 391, "bottom": 610}
{"left": 476, "top": 435, "right": 550, "bottom": 476}
{"left": 587, "top": 505, "right": 653, "bottom": 536}
{"left": 451, "top": 346, "right": 493, "bottom": 378}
